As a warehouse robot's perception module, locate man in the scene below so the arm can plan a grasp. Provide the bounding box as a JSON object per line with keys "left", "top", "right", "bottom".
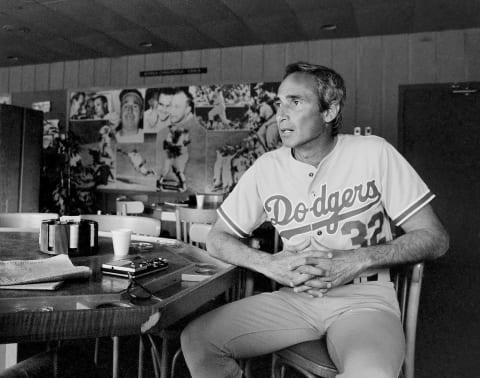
{"left": 157, "top": 90, "right": 173, "bottom": 126}
{"left": 181, "top": 62, "right": 449, "bottom": 378}
{"left": 143, "top": 88, "right": 173, "bottom": 133}
{"left": 69, "top": 92, "right": 85, "bottom": 119}
{"left": 93, "top": 95, "right": 109, "bottom": 120}
{"left": 143, "top": 88, "right": 160, "bottom": 132}
{"left": 115, "top": 89, "right": 144, "bottom": 143}
{"left": 157, "top": 88, "right": 195, "bottom": 191}
{"left": 208, "top": 85, "right": 231, "bottom": 129}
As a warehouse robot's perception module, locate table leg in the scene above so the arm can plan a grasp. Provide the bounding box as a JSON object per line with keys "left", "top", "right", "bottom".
{"left": 138, "top": 336, "right": 145, "bottom": 378}
{"left": 113, "top": 337, "right": 120, "bottom": 378}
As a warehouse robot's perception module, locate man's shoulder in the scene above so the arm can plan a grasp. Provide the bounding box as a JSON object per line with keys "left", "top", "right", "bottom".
{"left": 339, "top": 133, "right": 388, "bottom": 151}
{"left": 254, "top": 147, "right": 290, "bottom": 166}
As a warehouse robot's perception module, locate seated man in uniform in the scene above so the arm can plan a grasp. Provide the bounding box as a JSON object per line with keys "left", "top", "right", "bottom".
{"left": 181, "top": 62, "right": 449, "bottom": 378}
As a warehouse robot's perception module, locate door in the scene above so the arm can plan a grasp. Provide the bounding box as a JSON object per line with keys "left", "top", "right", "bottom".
{"left": 20, "top": 108, "right": 43, "bottom": 212}
{"left": 399, "top": 82, "right": 480, "bottom": 377}
{"left": 0, "top": 105, "right": 23, "bottom": 212}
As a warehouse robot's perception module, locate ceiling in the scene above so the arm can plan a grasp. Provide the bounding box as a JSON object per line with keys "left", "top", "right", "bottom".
{"left": 0, "top": 0, "right": 479, "bottom": 68}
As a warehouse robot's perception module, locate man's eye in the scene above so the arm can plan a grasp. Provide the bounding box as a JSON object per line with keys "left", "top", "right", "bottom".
{"left": 293, "top": 99, "right": 301, "bottom": 106}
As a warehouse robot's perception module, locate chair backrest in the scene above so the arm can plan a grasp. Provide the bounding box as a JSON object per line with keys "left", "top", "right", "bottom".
{"left": 392, "top": 262, "right": 424, "bottom": 378}
{"left": 175, "top": 207, "right": 218, "bottom": 246}
{"left": 116, "top": 200, "right": 145, "bottom": 215}
{"left": 189, "top": 223, "right": 213, "bottom": 249}
{"left": 80, "top": 214, "right": 161, "bottom": 236}
{"left": 0, "top": 212, "right": 59, "bottom": 231}
{"left": 198, "top": 193, "right": 226, "bottom": 206}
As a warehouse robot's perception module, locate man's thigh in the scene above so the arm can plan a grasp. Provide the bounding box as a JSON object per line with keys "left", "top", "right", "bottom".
{"left": 326, "top": 309, "right": 405, "bottom": 378}
{"left": 188, "top": 291, "right": 324, "bottom": 359}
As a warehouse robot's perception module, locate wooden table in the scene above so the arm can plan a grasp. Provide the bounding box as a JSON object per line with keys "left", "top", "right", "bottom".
{"left": 0, "top": 232, "right": 237, "bottom": 373}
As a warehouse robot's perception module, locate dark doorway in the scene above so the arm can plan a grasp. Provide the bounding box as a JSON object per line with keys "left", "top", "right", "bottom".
{"left": 399, "top": 82, "right": 480, "bottom": 377}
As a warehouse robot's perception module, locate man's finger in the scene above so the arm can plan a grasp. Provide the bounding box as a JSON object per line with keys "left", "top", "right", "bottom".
{"left": 302, "top": 278, "right": 333, "bottom": 289}
{"left": 306, "top": 288, "right": 329, "bottom": 297}
{"left": 289, "top": 273, "right": 314, "bottom": 287}
{"left": 294, "top": 265, "right": 328, "bottom": 277}
{"left": 293, "top": 285, "right": 310, "bottom": 293}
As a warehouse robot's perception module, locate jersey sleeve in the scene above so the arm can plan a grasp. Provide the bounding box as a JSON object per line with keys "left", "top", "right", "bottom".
{"left": 217, "top": 162, "right": 267, "bottom": 238}
{"left": 380, "top": 140, "right": 435, "bottom": 226}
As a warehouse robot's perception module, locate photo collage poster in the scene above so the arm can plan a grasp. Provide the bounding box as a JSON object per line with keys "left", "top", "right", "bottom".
{"left": 67, "top": 82, "right": 280, "bottom": 198}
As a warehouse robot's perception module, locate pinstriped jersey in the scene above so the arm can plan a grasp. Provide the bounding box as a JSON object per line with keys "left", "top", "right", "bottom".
{"left": 218, "top": 134, "right": 435, "bottom": 252}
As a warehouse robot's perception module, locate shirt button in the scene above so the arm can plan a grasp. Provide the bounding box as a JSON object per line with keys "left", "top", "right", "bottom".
{"left": 317, "top": 230, "right": 322, "bottom": 236}
{"left": 308, "top": 172, "right": 314, "bottom": 177}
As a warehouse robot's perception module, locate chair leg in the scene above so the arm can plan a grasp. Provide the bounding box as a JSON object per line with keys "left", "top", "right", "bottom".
{"left": 170, "top": 347, "right": 183, "bottom": 378}
{"left": 150, "top": 346, "right": 160, "bottom": 378}
{"left": 160, "top": 335, "right": 169, "bottom": 378}
{"left": 45, "top": 341, "right": 60, "bottom": 378}
{"left": 148, "top": 335, "right": 161, "bottom": 378}
{"left": 243, "top": 358, "right": 252, "bottom": 378}
{"left": 271, "top": 354, "right": 293, "bottom": 378}
{"left": 93, "top": 338, "right": 100, "bottom": 366}
{"left": 271, "top": 354, "right": 280, "bottom": 378}
{"left": 112, "top": 336, "right": 120, "bottom": 378}
{"left": 138, "top": 336, "right": 145, "bottom": 378}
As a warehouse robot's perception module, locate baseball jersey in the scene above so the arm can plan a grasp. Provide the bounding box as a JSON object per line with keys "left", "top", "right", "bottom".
{"left": 218, "top": 134, "right": 435, "bottom": 253}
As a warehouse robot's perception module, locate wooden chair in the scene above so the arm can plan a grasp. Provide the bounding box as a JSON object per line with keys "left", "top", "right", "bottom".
{"left": 0, "top": 212, "right": 59, "bottom": 232}
{"left": 0, "top": 212, "right": 60, "bottom": 374}
{"left": 142, "top": 207, "right": 219, "bottom": 378}
{"left": 115, "top": 200, "right": 145, "bottom": 216}
{"left": 175, "top": 207, "right": 218, "bottom": 244}
{"left": 271, "top": 262, "right": 425, "bottom": 378}
{"left": 83, "top": 214, "right": 161, "bottom": 378}
{"left": 80, "top": 214, "right": 161, "bottom": 237}
{"left": 197, "top": 192, "right": 226, "bottom": 206}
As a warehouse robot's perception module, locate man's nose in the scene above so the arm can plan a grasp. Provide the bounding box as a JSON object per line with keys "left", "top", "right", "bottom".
{"left": 276, "top": 103, "right": 288, "bottom": 120}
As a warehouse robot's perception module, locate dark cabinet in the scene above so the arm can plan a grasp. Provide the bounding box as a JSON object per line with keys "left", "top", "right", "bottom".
{"left": 0, "top": 104, "right": 43, "bottom": 212}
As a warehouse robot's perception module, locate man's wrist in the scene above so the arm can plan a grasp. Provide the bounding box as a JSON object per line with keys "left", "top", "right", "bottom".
{"left": 355, "top": 246, "right": 377, "bottom": 272}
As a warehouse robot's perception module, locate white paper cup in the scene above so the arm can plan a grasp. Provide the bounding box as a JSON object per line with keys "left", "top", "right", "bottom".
{"left": 196, "top": 194, "right": 206, "bottom": 208}
{"left": 111, "top": 228, "right": 132, "bottom": 256}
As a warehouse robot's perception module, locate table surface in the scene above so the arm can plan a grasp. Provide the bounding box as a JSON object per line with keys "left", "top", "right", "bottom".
{"left": 0, "top": 232, "right": 236, "bottom": 343}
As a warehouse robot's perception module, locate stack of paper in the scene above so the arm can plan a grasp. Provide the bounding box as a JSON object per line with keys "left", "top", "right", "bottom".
{"left": 0, "top": 254, "right": 91, "bottom": 290}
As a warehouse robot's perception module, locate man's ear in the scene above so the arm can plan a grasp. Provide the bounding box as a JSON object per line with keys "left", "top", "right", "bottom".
{"left": 322, "top": 103, "right": 340, "bottom": 123}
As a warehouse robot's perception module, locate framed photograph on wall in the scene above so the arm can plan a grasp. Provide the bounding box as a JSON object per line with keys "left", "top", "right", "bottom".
{"left": 64, "top": 80, "right": 281, "bottom": 212}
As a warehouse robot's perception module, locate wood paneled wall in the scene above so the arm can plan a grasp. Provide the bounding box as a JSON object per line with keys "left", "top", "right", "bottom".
{"left": 1, "top": 28, "right": 479, "bottom": 147}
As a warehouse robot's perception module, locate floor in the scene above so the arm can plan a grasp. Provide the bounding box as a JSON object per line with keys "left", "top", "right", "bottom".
{"left": 17, "top": 337, "right": 282, "bottom": 377}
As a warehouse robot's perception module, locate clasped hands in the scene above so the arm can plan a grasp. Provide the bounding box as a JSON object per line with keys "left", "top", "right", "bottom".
{"left": 266, "top": 246, "right": 364, "bottom": 297}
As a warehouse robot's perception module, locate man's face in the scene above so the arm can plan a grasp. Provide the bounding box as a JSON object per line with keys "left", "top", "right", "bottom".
{"left": 94, "top": 98, "right": 105, "bottom": 117}
{"left": 169, "top": 92, "right": 190, "bottom": 124}
{"left": 121, "top": 94, "right": 142, "bottom": 131}
{"left": 275, "top": 72, "right": 326, "bottom": 149}
{"left": 158, "top": 94, "right": 172, "bottom": 122}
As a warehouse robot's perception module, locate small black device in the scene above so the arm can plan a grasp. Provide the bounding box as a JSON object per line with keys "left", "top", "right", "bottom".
{"left": 101, "top": 255, "right": 169, "bottom": 278}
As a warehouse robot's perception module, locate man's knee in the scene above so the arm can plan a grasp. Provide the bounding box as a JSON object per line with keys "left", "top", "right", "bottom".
{"left": 340, "top": 365, "right": 398, "bottom": 378}
{"left": 181, "top": 317, "right": 207, "bottom": 353}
